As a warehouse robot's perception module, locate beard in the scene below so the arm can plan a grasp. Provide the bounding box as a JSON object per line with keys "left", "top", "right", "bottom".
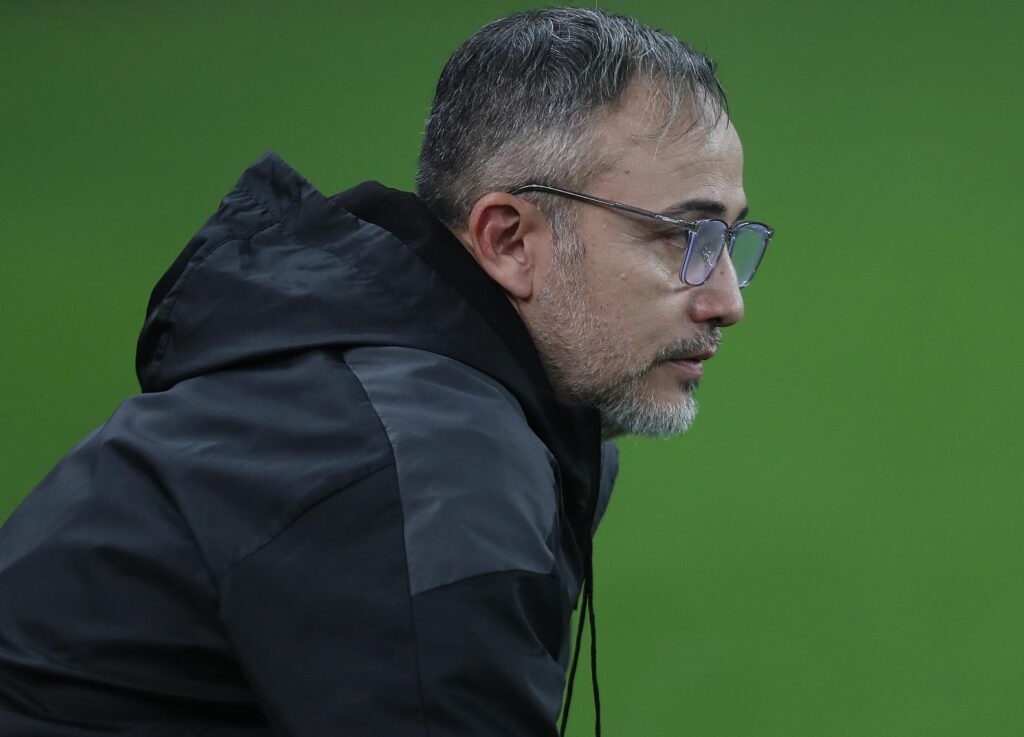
{"left": 528, "top": 231, "right": 721, "bottom": 439}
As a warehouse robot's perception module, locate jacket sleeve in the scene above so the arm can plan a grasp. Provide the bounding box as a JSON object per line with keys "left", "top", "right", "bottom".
{"left": 216, "top": 464, "right": 569, "bottom": 737}
{"left": 214, "top": 346, "right": 577, "bottom": 737}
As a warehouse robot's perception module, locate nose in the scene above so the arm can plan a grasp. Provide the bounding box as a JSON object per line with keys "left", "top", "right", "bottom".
{"left": 687, "top": 250, "right": 745, "bottom": 326}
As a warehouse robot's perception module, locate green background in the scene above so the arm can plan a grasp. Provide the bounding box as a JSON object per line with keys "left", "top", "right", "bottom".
{"left": 2, "top": 2, "right": 1021, "bottom": 735}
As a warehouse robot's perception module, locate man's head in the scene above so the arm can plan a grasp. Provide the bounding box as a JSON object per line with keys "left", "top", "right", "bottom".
{"left": 417, "top": 8, "right": 751, "bottom": 438}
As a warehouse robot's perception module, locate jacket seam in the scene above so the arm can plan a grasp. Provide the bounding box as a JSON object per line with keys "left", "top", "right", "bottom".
{"left": 345, "top": 353, "right": 433, "bottom": 737}
{"left": 150, "top": 196, "right": 296, "bottom": 386}
{"left": 213, "top": 460, "right": 395, "bottom": 583}
{"left": 101, "top": 434, "right": 225, "bottom": 599}
{"left": 413, "top": 567, "right": 562, "bottom": 597}
{"left": 308, "top": 239, "right": 451, "bottom": 345}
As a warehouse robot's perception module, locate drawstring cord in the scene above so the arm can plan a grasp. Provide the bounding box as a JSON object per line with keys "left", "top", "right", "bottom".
{"left": 559, "top": 553, "right": 601, "bottom": 737}
{"left": 587, "top": 554, "right": 601, "bottom": 737}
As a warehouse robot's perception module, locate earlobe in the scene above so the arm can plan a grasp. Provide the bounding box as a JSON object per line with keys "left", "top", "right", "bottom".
{"left": 465, "top": 193, "right": 548, "bottom": 302}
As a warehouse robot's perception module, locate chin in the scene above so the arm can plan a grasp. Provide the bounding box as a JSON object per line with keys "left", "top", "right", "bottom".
{"left": 599, "top": 390, "right": 698, "bottom": 439}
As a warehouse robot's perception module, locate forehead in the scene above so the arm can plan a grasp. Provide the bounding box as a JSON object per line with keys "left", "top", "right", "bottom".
{"left": 588, "top": 86, "right": 746, "bottom": 218}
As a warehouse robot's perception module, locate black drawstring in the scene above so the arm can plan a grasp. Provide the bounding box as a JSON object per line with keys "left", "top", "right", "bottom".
{"left": 587, "top": 555, "right": 601, "bottom": 737}
{"left": 559, "top": 581, "right": 586, "bottom": 737}
{"left": 559, "top": 554, "right": 601, "bottom": 737}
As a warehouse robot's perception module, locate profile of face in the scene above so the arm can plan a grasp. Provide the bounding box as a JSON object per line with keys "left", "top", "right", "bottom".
{"left": 525, "top": 88, "right": 748, "bottom": 438}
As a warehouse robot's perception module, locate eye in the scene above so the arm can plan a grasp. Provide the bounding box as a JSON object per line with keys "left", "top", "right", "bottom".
{"left": 645, "top": 228, "right": 691, "bottom": 274}
{"left": 650, "top": 226, "right": 691, "bottom": 249}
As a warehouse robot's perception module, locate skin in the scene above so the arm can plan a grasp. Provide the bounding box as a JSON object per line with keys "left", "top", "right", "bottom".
{"left": 455, "top": 83, "right": 748, "bottom": 437}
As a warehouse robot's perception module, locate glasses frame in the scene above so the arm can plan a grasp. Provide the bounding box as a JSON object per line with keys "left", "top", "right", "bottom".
{"left": 508, "top": 183, "right": 774, "bottom": 288}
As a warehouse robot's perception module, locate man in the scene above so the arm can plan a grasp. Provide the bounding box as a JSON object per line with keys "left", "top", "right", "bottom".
{"left": 0, "top": 7, "right": 771, "bottom": 737}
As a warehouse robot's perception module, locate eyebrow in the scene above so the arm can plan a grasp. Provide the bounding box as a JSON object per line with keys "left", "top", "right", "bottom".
{"left": 661, "top": 199, "right": 750, "bottom": 223}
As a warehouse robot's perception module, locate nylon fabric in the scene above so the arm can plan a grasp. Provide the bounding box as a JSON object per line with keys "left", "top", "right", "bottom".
{"left": 346, "top": 346, "right": 560, "bottom": 595}
{"left": 0, "top": 153, "right": 616, "bottom": 736}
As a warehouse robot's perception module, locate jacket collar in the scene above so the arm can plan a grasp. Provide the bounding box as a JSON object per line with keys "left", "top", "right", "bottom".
{"left": 331, "top": 181, "right": 552, "bottom": 400}
{"left": 334, "top": 180, "right": 603, "bottom": 561}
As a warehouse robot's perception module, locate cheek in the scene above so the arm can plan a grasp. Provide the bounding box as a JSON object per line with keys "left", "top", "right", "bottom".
{"left": 585, "top": 277, "right": 688, "bottom": 355}
{"left": 648, "top": 237, "right": 690, "bottom": 281}
{"left": 578, "top": 231, "right": 690, "bottom": 347}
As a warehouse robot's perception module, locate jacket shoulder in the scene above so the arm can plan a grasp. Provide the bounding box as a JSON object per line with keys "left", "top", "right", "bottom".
{"left": 345, "top": 346, "right": 559, "bottom": 594}
{"left": 10, "top": 350, "right": 397, "bottom": 579}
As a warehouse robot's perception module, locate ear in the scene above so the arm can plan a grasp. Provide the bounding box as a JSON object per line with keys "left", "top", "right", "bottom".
{"left": 464, "top": 192, "right": 552, "bottom": 301}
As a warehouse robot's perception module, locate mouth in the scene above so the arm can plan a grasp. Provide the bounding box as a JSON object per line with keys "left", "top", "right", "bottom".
{"left": 664, "top": 347, "right": 716, "bottom": 380}
{"left": 666, "top": 357, "right": 705, "bottom": 380}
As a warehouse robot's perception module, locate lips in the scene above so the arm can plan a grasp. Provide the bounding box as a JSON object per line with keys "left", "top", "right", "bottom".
{"left": 669, "top": 346, "right": 716, "bottom": 362}
{"left": 665, "top": 347, "right": 716, "bottom": 380}
{"left": 688, "top": 348, "right": 717, "bottom": 361}
{"left": 666, "top": 357, "right": 705, "bottom": 379}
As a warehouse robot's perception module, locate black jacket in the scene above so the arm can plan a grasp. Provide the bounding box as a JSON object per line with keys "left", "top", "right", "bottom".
{"left": 0, "top": 153, "right": 617, "bottom": 736}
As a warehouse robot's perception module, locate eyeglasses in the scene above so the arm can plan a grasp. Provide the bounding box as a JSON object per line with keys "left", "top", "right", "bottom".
{"left": 509, "top": 184, "right": 774, "bottom": 288}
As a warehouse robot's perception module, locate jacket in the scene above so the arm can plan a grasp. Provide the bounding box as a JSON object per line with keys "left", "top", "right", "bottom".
{"left": 0, "top": 153, "right": 618, "bottom": 736}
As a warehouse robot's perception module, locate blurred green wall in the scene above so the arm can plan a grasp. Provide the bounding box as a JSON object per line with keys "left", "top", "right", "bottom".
{"left": 2, "top": 2, "right": 1021, "bottom": 735}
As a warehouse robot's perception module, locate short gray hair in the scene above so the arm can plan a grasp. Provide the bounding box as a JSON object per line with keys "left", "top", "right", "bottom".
{"left": 415, "top": 7, "right": 728, "bottom": 230}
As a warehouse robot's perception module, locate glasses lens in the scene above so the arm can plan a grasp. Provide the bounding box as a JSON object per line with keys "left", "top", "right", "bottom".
{"left": 730, "top": 224, "right": 770, "bottom": 287}
{"left": 681, "top": 220, "right": 728, "bottom": 285}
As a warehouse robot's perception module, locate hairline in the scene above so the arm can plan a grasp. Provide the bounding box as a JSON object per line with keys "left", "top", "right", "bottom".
{"left": 416, "top": 8, "right": 730, "bottom": 232}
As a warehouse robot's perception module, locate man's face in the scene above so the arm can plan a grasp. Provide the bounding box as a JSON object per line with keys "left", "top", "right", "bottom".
{"left": 526, "top": 90, "right": 748, "bottom": 438}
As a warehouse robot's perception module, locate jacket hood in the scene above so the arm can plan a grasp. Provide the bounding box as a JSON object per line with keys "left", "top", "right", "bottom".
{"left": 136, "top": 153, "right": 603, "bottom": 545}
{"left": 138, "top": 153, "right": 519, "bottom": 395}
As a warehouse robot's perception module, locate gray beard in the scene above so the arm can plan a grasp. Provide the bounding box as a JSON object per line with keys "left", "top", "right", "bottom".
{"left": 527, "top": 245, "right": 721, "bottom": 439}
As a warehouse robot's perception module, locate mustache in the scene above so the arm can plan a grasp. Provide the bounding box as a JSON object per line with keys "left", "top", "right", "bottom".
{"left": 652, "top": 326, "right": 722, "bottom": 363}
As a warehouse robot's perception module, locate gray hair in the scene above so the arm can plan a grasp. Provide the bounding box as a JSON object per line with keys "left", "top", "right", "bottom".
{"left": 415, "top": 7, "right": 728, "bottom": 231}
